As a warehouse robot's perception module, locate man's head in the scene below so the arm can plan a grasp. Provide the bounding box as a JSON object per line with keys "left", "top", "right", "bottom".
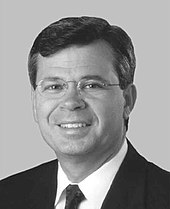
{"left": 29, "top": 16, "right": 137, "bottom": 161}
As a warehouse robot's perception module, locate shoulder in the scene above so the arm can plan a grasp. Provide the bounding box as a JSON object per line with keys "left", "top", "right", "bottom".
{"left": 145, "top": 161, "right": 170, "bottom": 206}
{"left": 130, "top": 140, "right": 170, "bottom": 191}
{"left": 127, "top": 140, "right": 170, "bottom": 183}
{"left": 0, "top": 159, "right": 58, "bottom": 185}
{"left": 135, "top": 152, "right": 170, "bottom": 208}
{"left": 127, "top": 141, "right": 170, "bottom": 207}
{"left": 146, "top": 161, "right": 170, "bottom": 183}
{"left": 0, "top": 159, "right": 58, "bottom": 205}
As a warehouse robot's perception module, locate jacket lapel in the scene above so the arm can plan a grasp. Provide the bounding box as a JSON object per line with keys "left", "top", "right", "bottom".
{"left": 101, "top": 141, "right": 147, "bottom": 209}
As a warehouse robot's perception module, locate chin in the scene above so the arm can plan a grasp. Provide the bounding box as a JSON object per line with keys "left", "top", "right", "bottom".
{"left": 55, "top": 142, "right": 95, "bottom": 158}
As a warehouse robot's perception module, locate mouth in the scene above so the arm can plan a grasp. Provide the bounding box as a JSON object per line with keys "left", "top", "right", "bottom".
{"left": 58, "top": 122, "right": 91, "bottom": 129}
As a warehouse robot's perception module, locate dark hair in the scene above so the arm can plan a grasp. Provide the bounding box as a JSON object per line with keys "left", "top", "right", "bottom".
{"left": 28, "top": 16, "right": 136, "bottom": 130}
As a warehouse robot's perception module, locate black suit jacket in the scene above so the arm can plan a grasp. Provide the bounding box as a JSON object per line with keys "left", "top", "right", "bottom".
{"left": 0, "top": 141, "right": 169, "bottom": 209}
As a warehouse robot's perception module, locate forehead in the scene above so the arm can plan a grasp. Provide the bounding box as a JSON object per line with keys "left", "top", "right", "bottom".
{"left": 36, "top": 41, "right": 118, "bottom": 82}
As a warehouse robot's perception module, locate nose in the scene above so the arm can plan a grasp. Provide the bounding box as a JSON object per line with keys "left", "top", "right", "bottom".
{"left": 59, "top": 88, "right": 86, "bottom": 111}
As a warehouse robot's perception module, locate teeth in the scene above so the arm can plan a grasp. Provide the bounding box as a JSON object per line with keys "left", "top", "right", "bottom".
{"left": 60, "top": 123, "right": 87, "bottom": 128}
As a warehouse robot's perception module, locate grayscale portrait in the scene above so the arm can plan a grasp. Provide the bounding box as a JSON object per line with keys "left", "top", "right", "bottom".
{"left": 1, "top": 2, "right": 169, "bottom": 209}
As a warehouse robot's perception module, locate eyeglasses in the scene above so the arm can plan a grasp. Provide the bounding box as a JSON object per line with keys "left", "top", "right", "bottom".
{"left": 35, "top": 77, "right": 120, "bottom": 99}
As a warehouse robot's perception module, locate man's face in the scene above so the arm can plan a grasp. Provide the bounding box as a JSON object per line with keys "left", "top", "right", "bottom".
{"left": 32, "top": 41, "right": 129, "bottom": 161}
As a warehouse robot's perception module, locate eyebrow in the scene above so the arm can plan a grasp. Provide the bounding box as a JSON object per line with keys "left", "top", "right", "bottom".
{"left": 42, "top": 75, "right": 108, "bottom": 82}
{"left": 80, "top": 75, "right": 108, "bottom": 82}
{"left": 43, "top": 76, "right": 61, "bottom": 81}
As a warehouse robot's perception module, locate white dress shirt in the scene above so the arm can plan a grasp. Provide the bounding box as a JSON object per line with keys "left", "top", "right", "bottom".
{"left": 55, "top": 139, "right": 128, "bottom": 209}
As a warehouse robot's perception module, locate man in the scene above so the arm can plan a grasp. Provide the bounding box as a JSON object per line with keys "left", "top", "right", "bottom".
{"left": 0, "top": 16, "right": 169, "bottom": 209}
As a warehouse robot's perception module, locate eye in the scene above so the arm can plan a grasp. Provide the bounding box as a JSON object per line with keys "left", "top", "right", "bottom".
{"left": 82, "top": 80, "right": 105, "bottom": 90}
{"left": 42, "top": 82, "right": 65, "bottom": 92}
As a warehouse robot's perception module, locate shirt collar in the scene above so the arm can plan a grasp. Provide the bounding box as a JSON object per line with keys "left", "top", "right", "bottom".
{"left": 55, "top": 162, "right": 71, "bottom": 205}
{"left": 55, "top": 139, "right": 128, "bottom": 207}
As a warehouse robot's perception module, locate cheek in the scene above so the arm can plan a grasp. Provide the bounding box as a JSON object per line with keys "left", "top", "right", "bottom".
{"left": 35, "top": 99, "right": 60, "bottom": 148}
{"left": 35, "top": 98, "right": 58, "bottom": 124}
{"left": 93, "top": 94, "right": 125, "bottom": 126}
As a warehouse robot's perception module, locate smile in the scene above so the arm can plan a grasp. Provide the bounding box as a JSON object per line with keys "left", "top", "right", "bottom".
{"left": 59, "top": 122, "right": 90, "bottom": 129}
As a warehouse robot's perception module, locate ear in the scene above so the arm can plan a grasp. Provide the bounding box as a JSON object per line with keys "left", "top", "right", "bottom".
{"left": 31, "top": 87, "right": 38, "bottom": 123}
{"left": 123, "top": 84, "right": 137, "bottom": 119}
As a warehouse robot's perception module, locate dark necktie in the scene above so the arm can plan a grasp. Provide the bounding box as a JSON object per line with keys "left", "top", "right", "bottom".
{"left": 64, "top": 184, "right": 85, "bottom": 209}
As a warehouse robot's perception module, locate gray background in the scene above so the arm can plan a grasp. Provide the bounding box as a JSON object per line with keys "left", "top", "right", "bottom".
{"left": 1, "top": 0, "right": 169, "bottom": 179}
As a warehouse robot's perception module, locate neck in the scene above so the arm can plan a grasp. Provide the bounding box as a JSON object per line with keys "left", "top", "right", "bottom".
{"left": 57, "top": 135, "right": 126, "bottom": 183}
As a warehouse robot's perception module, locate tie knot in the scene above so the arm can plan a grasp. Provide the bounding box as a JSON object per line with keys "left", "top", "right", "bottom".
{"left": 65, "top": 184, "right": 85, "bottom": 209}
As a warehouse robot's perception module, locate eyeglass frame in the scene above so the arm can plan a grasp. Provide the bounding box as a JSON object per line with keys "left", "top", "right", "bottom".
{"left": 35, "top": 77, "right": 120, "bottom": 99}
